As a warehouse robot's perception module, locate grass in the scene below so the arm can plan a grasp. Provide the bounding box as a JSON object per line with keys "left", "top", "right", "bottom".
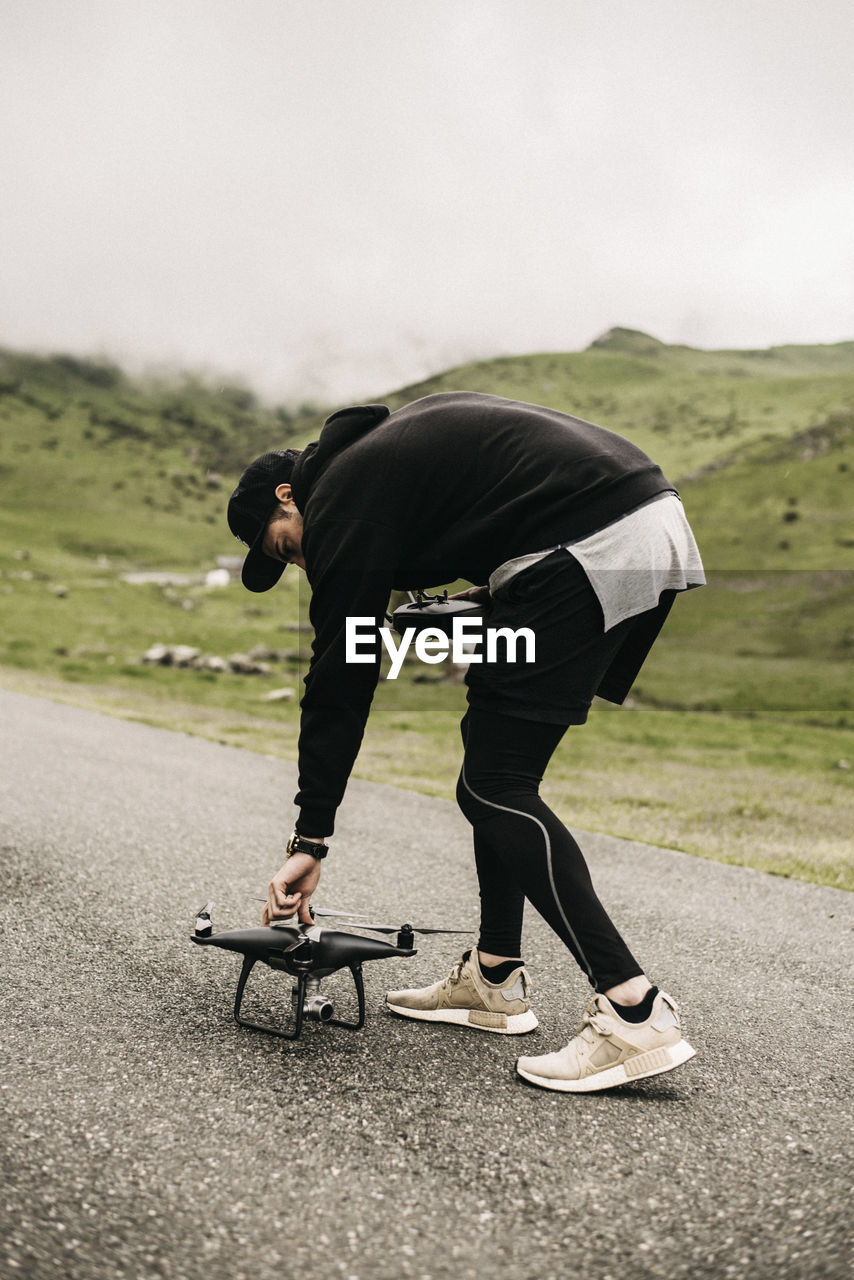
{"left": 1, "top": 332, "right": 852, "bottom": 891}
{"left": 3, "top": 658, "right": 851, "bottom": 891}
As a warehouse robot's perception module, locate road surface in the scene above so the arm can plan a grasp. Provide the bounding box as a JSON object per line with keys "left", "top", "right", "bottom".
{"left": 1, "top": 688, "right": 852, "bottom": 1279}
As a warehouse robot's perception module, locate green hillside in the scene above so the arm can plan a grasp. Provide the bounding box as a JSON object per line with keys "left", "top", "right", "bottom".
{"left": 2, "top": 330, "right": 851, "bottom": 574}
{"left": 1, "top": 333, "right": 851, "bottom": 889}
{"left": 383, "top": 327, "right": 854, "bottom": 531}
{"left": 0, "top": 349, "right": 314, "bottom": 570}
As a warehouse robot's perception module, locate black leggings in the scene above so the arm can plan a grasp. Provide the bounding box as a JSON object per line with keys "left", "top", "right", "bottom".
{"left": 456, "top": 707, "right": 644, "bottom": 992}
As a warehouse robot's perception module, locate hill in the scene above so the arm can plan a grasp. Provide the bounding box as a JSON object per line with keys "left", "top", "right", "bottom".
{"left": 0, "top": 335, "right": 851, "bottom": 890}
{"left": 381, "top": 328, "right": 854, "bottom": 571}
{"left": 2, "top": 330, "right": 852, "bottom": 571}
{"left": 383, "top": 328, "right": 854, "bottom": 514}
{"left": 0, "top": 348, "right": 317, "bottom": 569}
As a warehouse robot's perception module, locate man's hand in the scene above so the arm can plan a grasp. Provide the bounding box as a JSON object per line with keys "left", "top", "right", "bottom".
{"left": 261, "top": 851, "right": 322, "bottom": 927}
{"left": 450, "top": 584, "right": 491, "bottom": 605}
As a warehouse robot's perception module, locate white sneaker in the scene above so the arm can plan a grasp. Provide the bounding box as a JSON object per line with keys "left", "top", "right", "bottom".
{"left": 516, "top": 990, "right": 696, "bottom": 1091}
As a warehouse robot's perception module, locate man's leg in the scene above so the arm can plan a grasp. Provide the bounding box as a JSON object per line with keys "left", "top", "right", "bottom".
{"left": 457, "top": 706, "right": 644, "bottom": 993}
{"left": 457, "top": 705, "right": 695, "bottom": 1090}
{"left": 461, "top": 711, "right": 528, "bottom": 965}
{"left": 384, "top": 706, "right": 536, "bottom": 1034}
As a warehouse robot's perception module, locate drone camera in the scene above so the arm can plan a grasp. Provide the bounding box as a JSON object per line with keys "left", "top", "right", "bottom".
{"left": 292, "top": 978, "right": 334, "bottom": 1023}
{"left": 304, "top": 994, "right": 334, "bottom": 1022}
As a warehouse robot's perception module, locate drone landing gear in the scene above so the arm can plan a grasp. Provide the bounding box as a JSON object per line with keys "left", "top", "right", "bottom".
{"left": 233, "top": 956, "right": 366, "bottom": 1040}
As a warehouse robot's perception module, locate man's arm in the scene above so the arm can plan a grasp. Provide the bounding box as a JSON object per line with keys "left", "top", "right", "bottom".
{"left": 294, "top": 517, "right": 399, "bottom": 837}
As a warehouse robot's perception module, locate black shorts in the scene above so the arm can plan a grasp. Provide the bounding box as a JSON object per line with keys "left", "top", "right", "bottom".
{"left": 464, "top": 549, "right": 674, "bottom": 725}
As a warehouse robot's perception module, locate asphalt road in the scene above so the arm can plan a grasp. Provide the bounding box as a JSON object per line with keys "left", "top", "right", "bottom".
{"left": 1, "top": 687, "right": 852, "bottom": 1280}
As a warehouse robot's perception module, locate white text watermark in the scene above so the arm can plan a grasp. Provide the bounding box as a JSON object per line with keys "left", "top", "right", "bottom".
{"left": 345, "top": 617, "right": 535, "bottom": 679}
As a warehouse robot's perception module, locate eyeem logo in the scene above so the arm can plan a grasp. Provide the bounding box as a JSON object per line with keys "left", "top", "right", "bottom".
{"left": 345, "top": 617, "right": 535, "bottom": 680}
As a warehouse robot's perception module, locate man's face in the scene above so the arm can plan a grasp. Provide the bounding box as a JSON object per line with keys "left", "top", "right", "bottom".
{"left": 261, "top": 484, "right": 305, "bottom": 572}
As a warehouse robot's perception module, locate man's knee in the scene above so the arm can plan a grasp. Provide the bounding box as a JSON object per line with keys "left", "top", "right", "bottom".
{"left": 456, "top": 768, "right": 480, "bottom": 824}
{"left": 456, "top": 760, "right": 533, "bottom": 825}
{"left": 456, "top": 765, "right": 507, "bottom": 825}
{"left": 457, "top": 707, "right": 553, "bottom": 823}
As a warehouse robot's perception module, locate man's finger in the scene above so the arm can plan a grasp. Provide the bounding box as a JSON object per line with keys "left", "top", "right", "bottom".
{"left": 273, "top": 883, "right": 293, "bottom": 909}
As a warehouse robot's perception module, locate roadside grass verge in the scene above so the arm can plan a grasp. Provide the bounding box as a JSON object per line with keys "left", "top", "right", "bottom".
{"left": 2, "top": 656, "right": 851, "bottom": 891}
{"left": 1, "top": 546, "right": 851, "bottom": 893}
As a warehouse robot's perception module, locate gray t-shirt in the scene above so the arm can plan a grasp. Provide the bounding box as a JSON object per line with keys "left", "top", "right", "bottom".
{"left": 488, "top": 491, "right": 706, "bottom": 632}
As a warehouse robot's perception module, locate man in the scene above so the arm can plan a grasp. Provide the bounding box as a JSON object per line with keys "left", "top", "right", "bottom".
{"left": 227, "top": 392, "right": 704, "bottom": 1092}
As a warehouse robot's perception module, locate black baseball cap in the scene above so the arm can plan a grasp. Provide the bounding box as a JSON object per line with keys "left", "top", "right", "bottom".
{"left": 227, "top": 449, "right": 301, "bottom": 592}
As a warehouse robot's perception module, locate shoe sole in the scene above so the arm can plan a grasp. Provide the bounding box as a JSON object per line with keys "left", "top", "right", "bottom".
{"left": 386, "top": 1001, "right": 538, "bottom": 1035}
{"left": 515, "top": 1039, "right": 696, "bottom": 1091}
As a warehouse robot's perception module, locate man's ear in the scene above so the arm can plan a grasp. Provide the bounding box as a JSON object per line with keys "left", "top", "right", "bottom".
{"left": 274, "top": 482, "right": 293, "bottom": 503}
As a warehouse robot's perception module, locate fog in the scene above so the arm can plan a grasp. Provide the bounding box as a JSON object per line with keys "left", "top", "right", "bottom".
{"left": 1, "top": 0, "right": 852, "bottom": 401}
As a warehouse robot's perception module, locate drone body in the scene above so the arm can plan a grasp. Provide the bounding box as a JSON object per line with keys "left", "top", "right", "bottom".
{"left": 191, "top": 907, "right": 427, "bottom": 1040}
{"left": 390, "top": 588, "right": 483, "bottom": 637}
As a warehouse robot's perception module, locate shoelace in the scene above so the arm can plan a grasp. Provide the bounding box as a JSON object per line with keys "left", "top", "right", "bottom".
{"left": 577, "top": 998, "right": 612, "bottom": 1044}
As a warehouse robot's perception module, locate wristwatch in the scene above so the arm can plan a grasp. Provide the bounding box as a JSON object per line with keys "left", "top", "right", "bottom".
{"left": 286, "top": 828, "right": 329, "bottom": 860}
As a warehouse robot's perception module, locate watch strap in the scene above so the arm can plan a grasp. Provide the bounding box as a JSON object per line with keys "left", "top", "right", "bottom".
{"left": 287, "top": 830, "right": 329, "bottom": 860}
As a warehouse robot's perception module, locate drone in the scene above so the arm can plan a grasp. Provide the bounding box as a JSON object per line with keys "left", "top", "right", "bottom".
{"left": 389, "top": 588, "right": 483, "bottom": 637}
{"left": 191, "top": 903, "right": 469, "bottom": 1041}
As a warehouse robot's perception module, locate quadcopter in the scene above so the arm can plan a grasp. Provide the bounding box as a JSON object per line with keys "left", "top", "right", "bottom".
{"left": 192, "top": 903, "right": 469, "bottom": 1041}
{"left": 389, "top": 588, "right": 483, "bottom": 637}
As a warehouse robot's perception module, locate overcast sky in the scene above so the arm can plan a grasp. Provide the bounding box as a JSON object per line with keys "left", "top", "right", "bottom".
{"left": 1, "top": 0, "right": 852, "bottom": 402}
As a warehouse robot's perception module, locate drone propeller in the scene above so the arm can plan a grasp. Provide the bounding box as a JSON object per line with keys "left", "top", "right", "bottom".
{"left": 245, "top": 899, "right": 469, "bottom": 947}
{"left": 249, "top": 897, "right": 368, "bottom": 919}
{"left": 341, "top": 922, "right": 470, "bottom": 936}
{"left": 311, "top": 907, "right": 370, "bottom": 920}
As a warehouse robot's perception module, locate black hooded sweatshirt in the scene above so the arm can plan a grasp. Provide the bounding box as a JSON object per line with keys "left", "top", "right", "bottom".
{"left": 288, "top": 391, "right": 673, "bottom": 836}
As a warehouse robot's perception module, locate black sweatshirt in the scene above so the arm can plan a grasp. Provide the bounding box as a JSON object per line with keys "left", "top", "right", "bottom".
{"left": 288, "top": 392, "right": 672, "bottom": 835}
